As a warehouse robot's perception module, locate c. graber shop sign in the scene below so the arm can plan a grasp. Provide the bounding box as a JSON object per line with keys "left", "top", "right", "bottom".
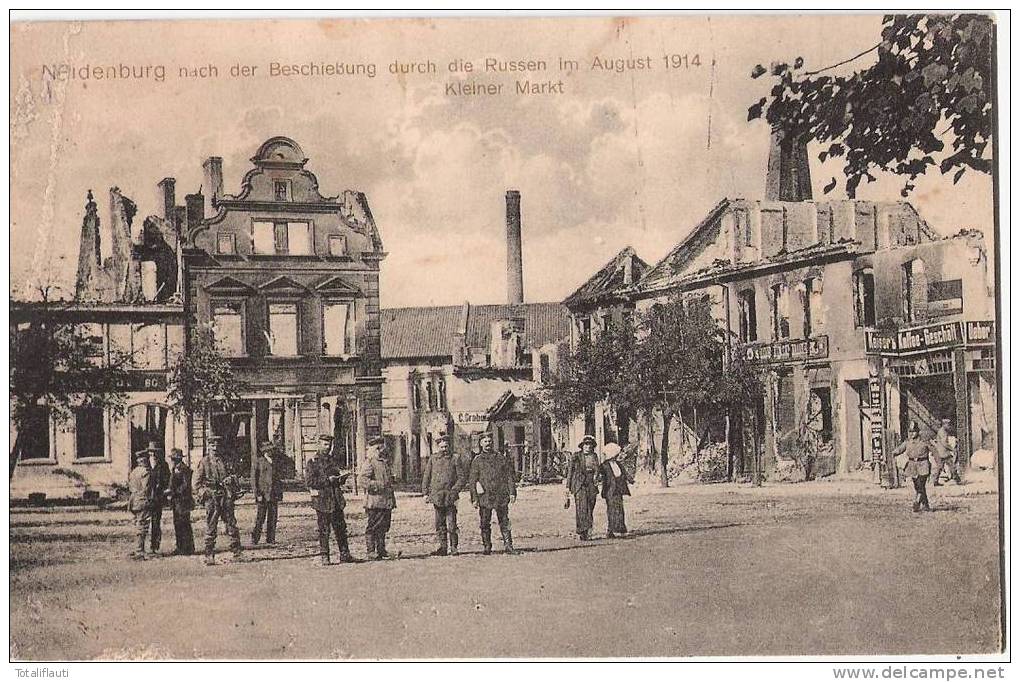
{"left": 865, "top": 320, "right": 995, "bottom": 355}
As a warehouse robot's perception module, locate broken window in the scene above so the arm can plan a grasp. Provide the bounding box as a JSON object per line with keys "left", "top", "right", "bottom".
{"left": 329, "top": 235, "right": 348, "bottom": 257}
{"left": 253, "top": 221, "right": 275, "bottom": 255}
{"left": 772, "top": 284, "right": 791, "bottom": 340}
{"left": 79, "top": 322, "right": 105, "bottom": 366}
{"left": 437, "top": 378, "right": 447, "bottom": 410}
{"left": 17, "top": 406, "right": 51, "bottom": 461}
{"left": 425, "top": 381, "right": 435, "bottom": 411}
{"left": 807, "top": 387, "right": 833, "bottom": 443}
{"left": 74, "top": 406, "right": 105, "bottom": 460}
{"left": 268, "top": 303, "right": 299, "bottom": 356}
{"left": 735, "top": 209, "right": 752, "bottom": 248}
{"left": 212, "top": 301, "right": 244, "bottom": 356}
{"left": 738, "top": 289, "right": 757, "bottom": 342}
{"left": 802, "top": 278, "right": 823, "bottom": 337}
{"left": 217, "top": 233, "right": 236, "bottom": 255}
{"left": 411, "top": 382, "right": 421, "bottom": 411}
{"left": 852, "top": 269, "right": 876, "bottom": 327}
{"left": 902, "top": 258, "right": 928, "bottom": 323}
{"left": 132, "top": 323, "right": 166, "bottom": 370}
{"left": 287, "top": 222, "right": 313, "bottom": 255}
{"left": 322, "top": 301, "right": 351, "bottom": 356}
{"left": 274, "top": 180, "right": 291, "bottom": 202}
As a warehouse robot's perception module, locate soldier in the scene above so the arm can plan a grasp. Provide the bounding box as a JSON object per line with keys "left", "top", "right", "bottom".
{"left": 467, "top": 432, "right": 518, "bottom": 555}
{"left": 305, "top": 434, "right": 353, "bottom": 566}
{"left": 564, "top": 435, "right": 601, "bottom": 541}
{"left": 891, "top": 421, "right": 933, "bottom": 512}
{"left": 252, "top": 440, "right": 284, "bottom": 545}
{"left": 193, "top": 435, "right": 243, "bottom": 565}
{"left": 127, "top": 450, "right": 153, "bottom": 560}
{"left": 167, "top": 448, "right": 195, "bottom": 555}
{"left": 599, "top": 442, "right": 634, "bottom": 538}
{"left": 147, "top": 442, "right": 171, "bottom": 554}
{"left": 359, "top": 436, "right": 397, "bottom": 560}
{"left": 932, "top": 418, "right": 962, "bottom": 486}
{"left": 421, "top": 433, "right": 468, "bottom": 556}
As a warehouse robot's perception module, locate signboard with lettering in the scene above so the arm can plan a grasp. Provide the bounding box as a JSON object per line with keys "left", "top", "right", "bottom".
{"left": 454, "top": 412, "right": 489, "bottom": 424}
{"left": 741, "top": 336, "right": 829, "bottom": 364}
{"left": 927, "top": 279, "right": 964, "bottom": 316}
{"left": 865, "top": 320, "right": 995, "bottom": 355}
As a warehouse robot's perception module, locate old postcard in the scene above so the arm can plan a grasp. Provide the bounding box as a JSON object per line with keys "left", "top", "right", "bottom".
{"left": 8, "top": 13, "right": 1006, "bottom": 664}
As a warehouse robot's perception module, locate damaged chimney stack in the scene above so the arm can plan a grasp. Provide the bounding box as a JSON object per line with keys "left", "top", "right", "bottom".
{"left": 202, "top": 157, "right": 223, "bottom": 219}
{"left": 505, "top": 189, "right": 524, "bottom": 305}
{"left": 157, "top": 177, "right": 176, "bottom": 222}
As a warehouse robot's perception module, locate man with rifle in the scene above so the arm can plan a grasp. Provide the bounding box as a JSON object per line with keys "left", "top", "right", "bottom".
{"left": 193, "top": 435, "right": 244, "bottom": 566}
{"left": 305, "top": 434, "right": 354, "bottom": 566}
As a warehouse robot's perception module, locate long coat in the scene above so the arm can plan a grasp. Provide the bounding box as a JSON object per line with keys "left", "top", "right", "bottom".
{"left": 128, "top": 465, "right": 152, "bottom": 512}
{"left": 168, "top": 462, "right": 194, "bottom": 512}
{"left": 149, "top": 458, "right": 171, "bottom": 507}
{"left": 421, "top": 453, "right": 467, "bottom": 507}
{"left": 305, "top": 455, "right": 345, "bottom": 513}
{"left": 467, "top": 451, "right": 517, "bottom": 508}
{"left": 599, "top": 458, "right": 633, "bottom": 499}
{"left": 253, "top": 455, "right": 284, "bottom": 501}
{"left": 565, "top": 451, "right": 601, "bottom": 496}
{"left": 359, "top": 455, "right": 397, "bottom": 510}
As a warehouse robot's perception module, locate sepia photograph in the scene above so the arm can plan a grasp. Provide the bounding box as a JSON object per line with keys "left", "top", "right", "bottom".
{"left": 7, "top": 10, "right": 1007, "bottom": 666}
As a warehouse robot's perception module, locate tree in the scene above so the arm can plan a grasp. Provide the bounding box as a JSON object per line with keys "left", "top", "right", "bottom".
{"left": 9, "top": 314, "right": 134, "bottom": 477}
{"left": 167, "top": 322, "right": 244, "bottom": 421}
{"left": 748, "top": 14, "right": 994, "bottom": 197}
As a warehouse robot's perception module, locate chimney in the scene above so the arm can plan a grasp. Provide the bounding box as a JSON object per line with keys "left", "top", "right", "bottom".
{"left": 75, "top": 190, "right": 101, "bottom": 301}
{"left": 202, "top": 157, "right": 223, "bottom": 218}
{"left": 505, "top": 190, "right": 524, "bottom": 304}
{"left": 765, "top": 129, "right": 813, "bottom": 202}
{"left": 157, "top": 177, "right": 176, "bottom": 222}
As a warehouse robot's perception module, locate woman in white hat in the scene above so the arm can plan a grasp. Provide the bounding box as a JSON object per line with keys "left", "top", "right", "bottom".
{"left": 599, "top": 442, "right": 634, "bottom": 537}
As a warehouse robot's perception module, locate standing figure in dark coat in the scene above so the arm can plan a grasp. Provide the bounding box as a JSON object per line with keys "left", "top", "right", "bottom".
{"left": 892, "top": 421, "right": 933, "bottom": 512}
{"left": 305, "top": 434, "right": 353, "bottom": 566}
{"left": 359, "top": 436, "right": 397, "bottom": 560}
{"left": 167, "top": 448, "right": 195, "bottom": 555}
{"left": 467, "top": 432, "right": 518, "bottom": 555}
{"left": 565, "top": 435, "right": 601, "bottom": 540}
{"left": 252, "top": 441, "right": 284, "bottom": 545}
{"left": 931, "top": 418, "right": 962, "bottom": 486}
{"left": 193, "top": 435, "right": 243, "bottom": 565}
{"left": 599, "top": 442, "right": 634, "bottom": 537}
{"left": 421, "top": 433, "right": 468, "bottom": 556}
{"left": 127, "top": 451, "right": 152, "bottom": 560}
{"left": 146, "top": 443, "right": 171, "bottom": 554}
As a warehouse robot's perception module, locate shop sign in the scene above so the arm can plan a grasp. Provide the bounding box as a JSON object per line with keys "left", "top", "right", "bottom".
{"left": 866, "top": 320, "right": 995, "bottom": 355}
{"left": 864, "top": 330, "right": 898, "bottom": 354}
{"left": 454, "top": 412, "right": 489, "bottom": 424}
{"left": 741, "top": 335, "right": 829, "bottom": 364}
{"left": 963, "top": 320, "right": 995, "bottom": 345}
{"left": 927, "top": 279, "right": 964, "bottom": 316}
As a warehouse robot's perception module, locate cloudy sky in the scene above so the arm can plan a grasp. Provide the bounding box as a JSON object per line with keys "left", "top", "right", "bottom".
{"left": 10, "top": 15, "right": 996, "bottom": 307}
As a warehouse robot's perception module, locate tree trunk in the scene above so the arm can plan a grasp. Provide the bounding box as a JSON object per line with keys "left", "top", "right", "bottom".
{"left": 659, "top": 410, "right": 672, "bottom": 487}
{"left": 9, "top": 430, "right": 22, "bottom": 480}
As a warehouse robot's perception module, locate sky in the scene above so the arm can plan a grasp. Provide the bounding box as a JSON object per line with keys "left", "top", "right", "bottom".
{"left": 9, "top": 15, "right": 997, "bottom": 308}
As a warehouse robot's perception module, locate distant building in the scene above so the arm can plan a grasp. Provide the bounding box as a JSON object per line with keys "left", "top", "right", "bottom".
{"left": 181, "top": 136, "right": 386, "bottom": 479}
{"left": 11, "top": 190, "right": 187, "bottom": 500}
{"left": 379, "top": 191, "right": 571, "bottom": 482}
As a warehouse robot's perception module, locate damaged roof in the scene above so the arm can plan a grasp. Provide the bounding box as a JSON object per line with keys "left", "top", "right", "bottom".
{"left": 562, "top": 246, "right": 649, "bottom": 309}
{"left": 381, "top": 302, "right": 570, "bottom": 361}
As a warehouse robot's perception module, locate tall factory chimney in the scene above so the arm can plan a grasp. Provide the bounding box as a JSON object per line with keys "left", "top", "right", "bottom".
{"left": 505, "top": 189, "right": 524, "bottom": 304}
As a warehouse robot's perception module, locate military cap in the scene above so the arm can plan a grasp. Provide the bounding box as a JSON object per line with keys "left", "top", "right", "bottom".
{"left": 208, "top": 435, "right": 223, "bottom": 443}
{"left": 436, "top": 433, "right": 451, "bottom": 444}
{"left": 367, "top": 436, "right": 385, "bottom": 447}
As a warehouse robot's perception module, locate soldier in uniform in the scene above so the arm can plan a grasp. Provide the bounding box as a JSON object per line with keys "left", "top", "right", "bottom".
{"left": 127, "top": 450, "right": 153, "bottom": 560}
{"left": 599, "top": 442, "right": 634, "bottom": 538}
{"left": 193, "top": 435, "right": 243, "bottom": 565}
{"left": 932, "top": 417, "right": 962, "bottom": 486}
{"left": 467, "top": 432, "right": 518, "bottom": 555}
{"left": 564, "top": 435, "right": 601, "bottom": 541}
{"left": 359, "top": 436, "right": 397, "bottom": 560}
{"left": 167, "top": 448, "right": 195, "bottom": 555}
{"left": 305, "top": 434, "right": 353, "bottom": 566}
{"left": 421, "top": 433, "right": 468, "bottom": 556}
{"left": 147, "top": 442, "right": 171, "bottom": 554}
{"left": 252, "top": 440, "right": 284, "bottom": 545}
{"left": 891, "top": 421, "right": 933, "bottom": 512}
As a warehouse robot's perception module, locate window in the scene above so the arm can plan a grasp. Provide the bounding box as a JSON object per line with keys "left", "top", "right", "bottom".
{"left": 852, "top": 269, "right": 876, "bottom": 327}
{"left": 267, "top": 303, "right": 299, "bottom": 356}
{"left": 437, "top": 378, "right": 447, "bottom": 410}
{"left": 129, "top": 403, "right": 167, "bottom": 463}
{"left": 807, "top": 388, "right": 833, "bottom": 443}
{"left": 75, "top": 406, "right": 105, "bottom": 460}
{"left": 411, "top": 382, "right": 421, "bottom": 411}
{"left": 425, "top": 381, "right": 435, "bottom": 411}
{"left": 212, "top": 301, "right": 244, "bottom": 356}
{"left": 17, "top": 406, "right": 51, "bottom": 461}
{"left": 539, "top": 353, "right": 551, "bottom": 382}
{"left": 132, "top": 323, "right": 166, "bottom": 369}
{"left": 903, "top": 259, "right": 927, "bottom": 323}
{"left": 579, "top": 317, "right": 592, "bottom": 343}
{"left": 737, "top": 289, "right": 757, "bottom": 342}
{"left": 772, "top": 284, "right": 791, "bottom": 340}
{"left": 802, "top": 278, "right": 823, "bottom": 337}
{"left": 735, "top": 209, "right": 752, "bottom": 248}
{"left": 274, "top": 180, "right": 291, "bottom": 202}
{"left": 253, "top": 221, "right": 275, "bottom": 254}
{"left": 217, "top": 233, "right": 236, "bottom": 255}
{"left": 329, "top": 235, "right": 348, "bottom": 257}
{"left": 80, "top": 323, "right": 105, "bottom": 366}
{"left": 252, "top": 220, "right": 313, "bottom": 255}
{"left": 322, "top": 301, "right": 352, "bottom": 356}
